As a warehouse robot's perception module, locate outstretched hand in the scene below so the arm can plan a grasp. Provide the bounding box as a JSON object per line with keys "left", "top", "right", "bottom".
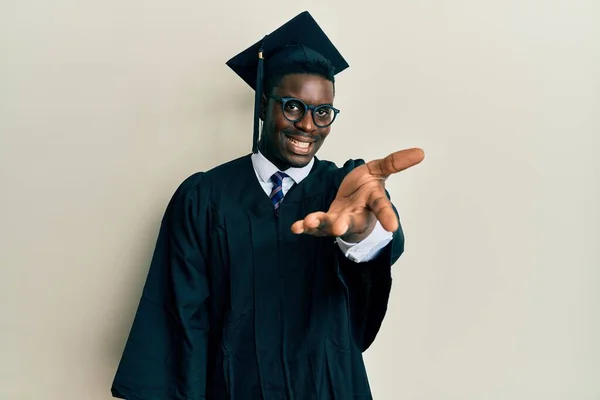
{"left": 290, "top": 148, "right": 425, "bottom": 242}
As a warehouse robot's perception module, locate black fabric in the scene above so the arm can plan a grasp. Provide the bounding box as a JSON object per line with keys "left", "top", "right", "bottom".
{"left": 226, "top": 11, "right": 349, "bottom": 91}
{"left": 111, "top": 155, "right": 404, "bottom": 399}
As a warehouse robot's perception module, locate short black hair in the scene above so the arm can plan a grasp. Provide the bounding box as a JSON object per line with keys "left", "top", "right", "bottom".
{"left": 263, "top": 58, "right": 336, "bottom": 96}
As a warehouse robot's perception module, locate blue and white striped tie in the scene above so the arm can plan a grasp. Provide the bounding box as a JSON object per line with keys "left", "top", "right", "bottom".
{"left": 269, "top": 171, "right": 288, "bottom": 214}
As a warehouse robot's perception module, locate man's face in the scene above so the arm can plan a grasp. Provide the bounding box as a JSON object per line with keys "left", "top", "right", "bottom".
{"left": 260, "top": 73, "right": 335, "bottom": 169}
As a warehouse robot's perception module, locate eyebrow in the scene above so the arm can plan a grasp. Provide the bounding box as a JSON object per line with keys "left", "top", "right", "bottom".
{"left": 281, "top": 96, "right": 334, "bottom": 107}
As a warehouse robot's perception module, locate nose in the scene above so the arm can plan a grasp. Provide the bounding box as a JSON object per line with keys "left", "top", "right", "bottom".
{"left": 294, "top": 109, "right": 316, "bottom": 133}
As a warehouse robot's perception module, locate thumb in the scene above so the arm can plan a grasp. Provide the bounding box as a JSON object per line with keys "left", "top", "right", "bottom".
{"left": 368, "top": 148, "right": 425, "bottom": 177}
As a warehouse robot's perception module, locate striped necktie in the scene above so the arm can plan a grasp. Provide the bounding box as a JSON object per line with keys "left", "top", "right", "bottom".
{"left": 269, "top": 171, "right": 288, "bottom": 213}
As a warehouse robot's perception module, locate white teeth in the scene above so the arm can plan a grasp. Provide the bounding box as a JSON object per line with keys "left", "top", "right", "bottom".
{"left": 288, "top": 137, "right": 310, "bottom": 148}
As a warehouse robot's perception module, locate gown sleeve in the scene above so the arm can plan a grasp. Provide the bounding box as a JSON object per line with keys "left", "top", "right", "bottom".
{"left": 334, "top": 160, "right": 405, "bottom": 352}
{"left": 111, "top": 173, "right": 211, "bottom": 400}
{"left": 336, "top": 213, "right": 404, "bottom": 352}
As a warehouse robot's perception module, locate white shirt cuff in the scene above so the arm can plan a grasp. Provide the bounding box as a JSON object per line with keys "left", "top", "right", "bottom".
{"left": 336, "top": 220, "right": 394, "bottom": 263}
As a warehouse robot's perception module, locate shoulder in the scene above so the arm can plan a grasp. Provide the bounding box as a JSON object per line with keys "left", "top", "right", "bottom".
{"left": 204, "top": 154, "right": 251, "bottom": 179}
{"left": 290, "top": 157, "right": 366, "bottom": 198}
{"left": 313, "top": 157, "right": 366, "bottom": 179}
{"left": 315, "top": 157, "right": 365, "bottom": 170}
{"left": 340, "top": 158, "right": 366, "bottom": 172}
{"left": 172, "top": 154, "right": 251, "bottom": 199}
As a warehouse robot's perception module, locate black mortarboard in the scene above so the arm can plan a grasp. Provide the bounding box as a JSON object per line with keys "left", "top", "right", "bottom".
{"left": 226, "top": 11, "right": 349, "bottom": 153}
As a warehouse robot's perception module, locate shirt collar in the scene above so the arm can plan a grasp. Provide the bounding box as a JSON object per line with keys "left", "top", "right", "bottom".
{"left": 251, "top": 150, "right": 314, "bottom": 184}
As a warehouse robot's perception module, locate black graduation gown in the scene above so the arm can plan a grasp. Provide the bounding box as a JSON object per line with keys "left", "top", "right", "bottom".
{"left": 111, "top": 154, "right": 405, "bottom": 400}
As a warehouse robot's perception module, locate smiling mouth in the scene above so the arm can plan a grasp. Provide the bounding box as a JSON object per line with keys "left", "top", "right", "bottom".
{"left": 286, "top": 136, "right": 312, "bottom": 149}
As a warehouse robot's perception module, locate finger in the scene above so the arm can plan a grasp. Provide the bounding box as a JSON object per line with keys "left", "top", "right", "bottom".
{"left": 291, "top": 212, "right": 332, "bottom": 235}
{"left": 297, "top": 227, "right": 329, "bottom": 237}
{"left": 367, "top": 190, "right": 399, "bottom": 232}
{"left": 304, "top": 212, "right": 328, "bottom": 230}
{"left": 291, "top": 220, "right": 305, "bottom": 234}
{"left": 330, "top": 212, "right": 351, "bottom": 237}
{"left": 367, "top": 148, "right": 425, "bottom": 177}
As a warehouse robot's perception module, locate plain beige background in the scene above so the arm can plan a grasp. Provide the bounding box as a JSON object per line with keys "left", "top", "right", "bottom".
{"left": 1, "top": 0, "right": 599, "bottom": 399}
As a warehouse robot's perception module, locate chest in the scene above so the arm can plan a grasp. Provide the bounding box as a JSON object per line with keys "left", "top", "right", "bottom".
{"left": 205, "top": 197, "right": 336, "bottom": 313}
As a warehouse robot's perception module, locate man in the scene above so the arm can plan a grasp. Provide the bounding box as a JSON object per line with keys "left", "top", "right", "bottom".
{"left": 111, "top": 11, "right": 424, "bottom": 400}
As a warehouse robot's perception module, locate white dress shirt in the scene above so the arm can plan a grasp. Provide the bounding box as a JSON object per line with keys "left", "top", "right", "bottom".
{"left": 250, "top": 151, "right": 393, "bottom": 263}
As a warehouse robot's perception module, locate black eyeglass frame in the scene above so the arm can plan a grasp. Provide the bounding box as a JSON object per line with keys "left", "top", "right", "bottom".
{"left": 269, "top": 95, "right": 340, "bottom": 128}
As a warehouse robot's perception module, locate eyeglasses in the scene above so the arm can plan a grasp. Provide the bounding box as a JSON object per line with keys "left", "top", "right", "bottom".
{"left": 269, "top": 95, "right": 340, "bottom": 128}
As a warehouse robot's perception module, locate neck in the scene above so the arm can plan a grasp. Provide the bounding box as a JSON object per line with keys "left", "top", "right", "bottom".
{"left": 258, "top": 139, "right": 292, "bottom": 171}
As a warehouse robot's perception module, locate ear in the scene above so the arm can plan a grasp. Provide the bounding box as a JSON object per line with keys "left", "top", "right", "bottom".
{"left": 260, "top": 93, "right": 267, "bottom": 121}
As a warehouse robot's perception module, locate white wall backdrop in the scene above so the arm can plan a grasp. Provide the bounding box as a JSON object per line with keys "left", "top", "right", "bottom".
{"left": 1, "top": 0, "right": 598, "bottom": 399}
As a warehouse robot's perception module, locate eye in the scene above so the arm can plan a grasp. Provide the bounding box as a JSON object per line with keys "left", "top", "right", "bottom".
{"left": 315, "top": 106, "right": 333, "bottom": 120}
{"left": 284, "top": 100, "right": 304, "bottom": 115}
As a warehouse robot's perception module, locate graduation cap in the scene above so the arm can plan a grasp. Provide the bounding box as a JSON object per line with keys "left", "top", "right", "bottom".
{"left": 226, "top": 11, "right": 350, "bottom": 153}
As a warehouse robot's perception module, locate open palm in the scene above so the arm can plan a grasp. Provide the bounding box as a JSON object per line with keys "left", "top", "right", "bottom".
{"left": 290, "top": 148, "right": 425, "bottom": 240}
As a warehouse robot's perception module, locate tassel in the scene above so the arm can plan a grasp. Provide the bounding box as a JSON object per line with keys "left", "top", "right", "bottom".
{"left": 252, "top": 36, "right": 267, "bottom": 153}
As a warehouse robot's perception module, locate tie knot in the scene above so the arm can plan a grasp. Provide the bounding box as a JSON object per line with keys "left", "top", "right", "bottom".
{"left": 270, "top": 171, "right": 288, "bottom": 186}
